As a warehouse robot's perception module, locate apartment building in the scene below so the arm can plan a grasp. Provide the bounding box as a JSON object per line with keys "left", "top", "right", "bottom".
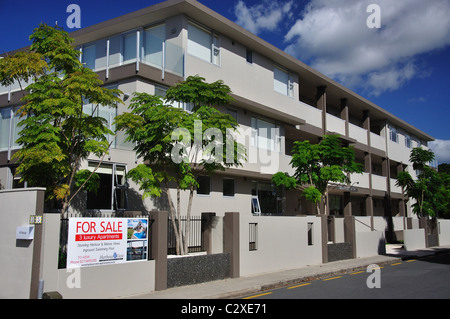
{"left": 0, "top": 0, "right": 434, "bottom": 221}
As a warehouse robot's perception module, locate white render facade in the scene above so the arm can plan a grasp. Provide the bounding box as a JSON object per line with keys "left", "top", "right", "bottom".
{"left": 0, "top": 0, "right": 434, "bottom": 222}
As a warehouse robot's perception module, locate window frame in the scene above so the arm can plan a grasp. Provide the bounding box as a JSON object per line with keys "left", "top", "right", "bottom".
{"left": 187, "top": 21, "right": 220, "bottom": 66}
{"left": 251, "top": 116, "right": 281, "bottom": 152}
{"left": 196, "top": 175, "right": 211, "bottom": 196}
{"left": 222, "top": 178, "right": 235, "bottom": 198}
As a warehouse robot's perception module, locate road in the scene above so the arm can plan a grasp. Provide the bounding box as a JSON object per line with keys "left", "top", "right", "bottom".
{"left": 241, "top": 252, "right": 450, "bottom": 299}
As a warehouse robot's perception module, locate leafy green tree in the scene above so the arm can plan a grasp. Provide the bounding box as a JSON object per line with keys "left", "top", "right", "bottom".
{"left": 115, "top": 76, "right": 245, "bottom": 255}
{"left": 396, "top": 148, "right": 448, "bottom": 218}
{"left": 0, "top": 24, "right": 123, "bottom": 213}
{"left": 272, "top": 135, "right": 363, "bottom": 215}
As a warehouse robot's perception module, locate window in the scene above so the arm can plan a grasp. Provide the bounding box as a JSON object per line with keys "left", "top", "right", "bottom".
{"left": 223, "top": 178, "right": 235, "bottom": 197}
{"left": 246, "top": 49, "right": 253, "bottom": 64}
{"left": 155, "top": 85, "right": 193, "bottom": 112}
{"left": 82, "top": 44, "right": 96, "bottom": 70}
{"left": 405, "top": 134, "right": 411, "bottom": 148}
{"left": 143, "top": 24, "right": 165, "bottom": 68}
{"left": 83, "top": 97, "right": 117, "bottom": 148}
{"left": 251, "top": 196, "right": 261, "bottom": 215}
{"left": 308, "top": 222, "right": 314, "bottom": 246}
{"left": 390, "top": 126, "right": 398, "bottom": 143}
{"left": 86, "top": 163, "right": 127, "bottom": 211}
{"left": 274, "top": 66, "right": 293, "bottom": 97}
{"left": 197, "top": 175, "right": 211, "bottom": 195}
{"left": 188, "top": 22, "right": 220, "bottom": 65}
{"left": 249, "top": 223, "right": 258, "bottom": 251}
{"left": 252, "top": 182, "right": 281, "bottom": 215}
{"left": 251, "top": 117, "right": 280, "bottom": 151}
{"left": 226, "top": 108, "right": 238, "bottom": 121}
{"left": 0, "top": 106, "right": 22, "bottom": 152}
{"left": 329, "top": 195, "right": 343, "bottom": 215}
{"left": 123, "top": 31, "right": 137, "bottom": 64}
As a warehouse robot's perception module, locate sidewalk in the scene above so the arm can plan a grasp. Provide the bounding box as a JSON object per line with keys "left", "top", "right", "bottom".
{"left": 120, "top": 245, "right": 450, "bottom": 299}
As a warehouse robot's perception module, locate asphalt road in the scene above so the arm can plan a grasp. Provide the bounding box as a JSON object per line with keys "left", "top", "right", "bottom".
{"left": 242, "top": 252, "right": 450, "bottom": 299}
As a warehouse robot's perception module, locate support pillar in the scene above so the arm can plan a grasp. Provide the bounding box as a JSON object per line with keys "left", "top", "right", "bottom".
{"left": 201, "top": 212, "right": 216, "bottom": 255}
{"left": 151, "top": 210, "right": 167, "bottom": 291}
{"left": 366, "top": 195, "right": 374, "bottom": 231}
{"left": 319, "top": 214, "right": 328, "bottom": 263}
{"left": 316, "top": 86, "right": 327, "bottom": 134}
{"left": 340, "top": 98, "right": 349, "bottom": 137}
{"left": 224, "top": 212, "right": 240, "bottom": 278}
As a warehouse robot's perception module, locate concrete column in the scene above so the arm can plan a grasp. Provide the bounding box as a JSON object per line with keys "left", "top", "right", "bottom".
{"left": 343, "top": 192, "right": 352, "bottom": 217}
{"left": 366, "top": 195, "right": 374, "bottom": 231}
{"left": 340, "top": 98, "right": 349, "bottom": 137}
{"left": 316, "top": 86, "right": 327, "bottom": 134}
{"left": 201, "top": 212, "right": 216, "bottom": 255}
{"left": 223, "top": 212, "right": 240, "bottom": 278}
{"left": 150, "top": 210, "right": 167, "bottom": 291}
{"left": 363, "top": 110, "right": 371, "bottom": 148}
{"left": 344, "top": 216, "right": 356, "bottom": 258}
{"left": 319, "top": 214, "right": 328, "bottom": 263}
{"left": 30, "top": 189, "right": 45, "bottom": 299}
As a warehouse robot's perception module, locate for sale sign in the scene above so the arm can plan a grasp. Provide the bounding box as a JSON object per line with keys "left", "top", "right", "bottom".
{"left": 67, "top": 218, "right": 148, "bottom": 268}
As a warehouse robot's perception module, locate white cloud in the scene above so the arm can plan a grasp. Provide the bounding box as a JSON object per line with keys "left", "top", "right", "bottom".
{"left": 283, "top": 0, "right": 450, "bottom": 96}
{"left": 429, "top": 140, "right": 450, "bottom": 165}
{"left": 234, "top": 0, "right": 293, "bottom": 35}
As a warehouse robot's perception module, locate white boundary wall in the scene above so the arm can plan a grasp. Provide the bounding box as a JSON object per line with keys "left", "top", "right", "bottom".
{"left": 239, "top": 216, "right": 322, "bottom": 277}
{"left": 403, "top": 229, "right": 426, "bottom": 251}
{"left": 438, "top": 219, "right": 450, "bottom": 246}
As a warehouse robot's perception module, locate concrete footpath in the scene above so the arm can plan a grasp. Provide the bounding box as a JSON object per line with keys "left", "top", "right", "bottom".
{"left": 120, "top": 245, "right": 450, "bottom": 299}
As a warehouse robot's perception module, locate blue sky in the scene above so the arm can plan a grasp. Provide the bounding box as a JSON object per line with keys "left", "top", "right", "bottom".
{"left": 1, "top": 0, "right": 449, "bottom": 163}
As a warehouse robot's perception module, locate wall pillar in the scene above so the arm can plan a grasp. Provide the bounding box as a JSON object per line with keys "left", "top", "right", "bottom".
{"left": 340, "top": 98, "right": 349, "bottom": 137}
{"left": 150, "top": 210, "right": 167, "bottom": 291}
{"left": 365, "top": 195, "right": 374, "bottom": 231}
{"left": 319, "top": 214, "right": 328, "bottom": 263}
{"left": 30, "top": 189, "right": 45, "bottom": 299}
{"left": 316, "top": 86, "right": 327, "bottom": 134}
{"left": 223, "top": 212, "right": 240, "bottom": 278}
{"left": 201, "top": 212, "right": 216, "bottom": 255}
{"left": 344, "top": 216, "right": 357, "bottom": 259}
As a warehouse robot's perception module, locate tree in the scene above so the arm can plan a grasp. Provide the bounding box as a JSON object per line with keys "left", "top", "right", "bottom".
{"left": 0, "top": 24, "right": 123, "bottom": 214}
{"left": 272, "top": 135, "right": 363, "bottom": 215}
{"left": 115, "top": 75, "right": 245, "bottom": 255}
{"left": 396, "top": 148, "right": 448, "bottom": 218}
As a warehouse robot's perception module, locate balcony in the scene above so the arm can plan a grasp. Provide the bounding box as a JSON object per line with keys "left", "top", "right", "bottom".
{"left": 349, "top": 123, "right": 367, "bottom": 144}
{"left": 370, "top": 132, "right": 386, "bottom": 152}
{"left": 371, "top": 174, "right": 387, "bottom": 192}
{"left": 390, "top": 178, "right": 402, "bottom": 194}
{"left": 350, "top": 172, "right": 370, "bottom": 189}
{"left": 326, "top": 113, "right": 346, "bottom": 136}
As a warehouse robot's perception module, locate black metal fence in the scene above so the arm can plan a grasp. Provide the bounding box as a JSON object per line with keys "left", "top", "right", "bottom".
{"left": 168, "top": 216, "right": 204, "bottom": 255}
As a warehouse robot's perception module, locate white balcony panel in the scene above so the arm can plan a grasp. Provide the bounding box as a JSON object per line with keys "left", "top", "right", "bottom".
{"left": 298, "top": 102, "right": 323, "bottom": 129}
{"left": 349, "top": 123, "right": 367, "bottom": 144}
{"left": 370, "top": 132, "right": 386, "bottom": 152}
{"left": 326, "top": 114, "right": 346, "bottom": 136}
{"left": 350, "top": 172, "right": 370, "bottom": 189}
{"left": 390, "top": 178, "right": 402, "bottom": 194}
{"left": 372, "top": 174, "right": 387, "bottom": 192}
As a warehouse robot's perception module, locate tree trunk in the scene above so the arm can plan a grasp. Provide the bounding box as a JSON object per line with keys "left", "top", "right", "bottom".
{"left": 184, "top": 185, "right": 195, "bottom": 255}
{"left": 165, "top": 187, "right": 183, "bottom": 255}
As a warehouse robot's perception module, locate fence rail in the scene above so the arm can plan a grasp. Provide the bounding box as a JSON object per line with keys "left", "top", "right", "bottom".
{"left": 168, "top": 216, "right": 204, "bottom": 255}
